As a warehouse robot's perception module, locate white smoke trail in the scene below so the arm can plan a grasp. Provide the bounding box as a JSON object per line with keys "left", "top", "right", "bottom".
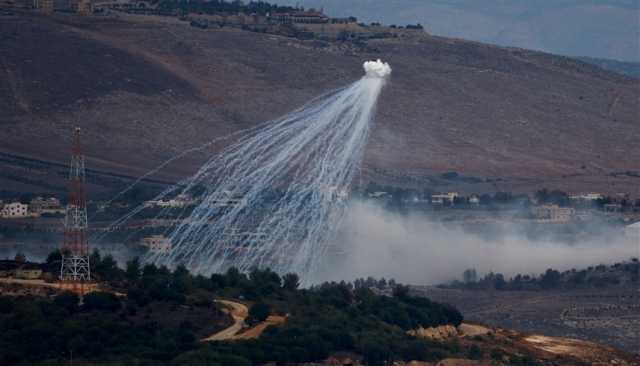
{"left": 134, "top": 60, "right": 392, "bottom": 283}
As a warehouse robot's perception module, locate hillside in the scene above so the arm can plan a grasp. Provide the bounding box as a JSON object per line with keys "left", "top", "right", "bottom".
{"left": 286, "top": 0, "right": 640, "bottom": 62}
{"left": 1, "top": 11, "right": 639, "bottom": 197}
{"left": 1, "top": 255, "right": 637, "bottom": 365}
{"left": 578, "top": 56, "right": 640, "bottom": 79}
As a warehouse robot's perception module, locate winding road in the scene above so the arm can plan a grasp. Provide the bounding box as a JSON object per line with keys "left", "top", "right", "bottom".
{"left": 201, "top": 299, "right": 286, "bottom": 341}
{"left": 202, "top": 299, "right": 249, "bottom": 341}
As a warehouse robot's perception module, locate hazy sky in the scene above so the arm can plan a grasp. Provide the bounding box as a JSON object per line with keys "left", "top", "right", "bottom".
{"left": 282, "top": 0, "right": 640, "bottom": 62}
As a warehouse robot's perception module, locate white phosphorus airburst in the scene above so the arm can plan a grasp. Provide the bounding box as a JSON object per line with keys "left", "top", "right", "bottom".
{"left": 107, "top": 61, "right": 391, "bottom": 284}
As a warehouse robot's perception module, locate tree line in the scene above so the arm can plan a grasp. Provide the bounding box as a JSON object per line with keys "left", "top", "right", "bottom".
{"left": 445, "top": 258, "right": 639, "bottom": 291}
{"left": 1, "top": 249, "right": 467, "bottom": 366}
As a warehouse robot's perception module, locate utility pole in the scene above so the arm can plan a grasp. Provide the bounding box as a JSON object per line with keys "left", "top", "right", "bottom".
{"left": 60, "top": 127, "right": 91, "bottom": 294}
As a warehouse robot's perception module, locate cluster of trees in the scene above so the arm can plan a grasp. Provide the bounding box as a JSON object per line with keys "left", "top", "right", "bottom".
{"left": 447, "top": 258, "right": 639, "bottom": 291}
{"left": 0, "top": 190, "right": 38, "bottom": 204}
{"left": 388, "top": 24, "right": 424, "bottom": 30}
{"left": 0, "top": 288, "right": 207, "bottom": 365}
{"left": 158, "top": 0, "right": 297, "bottom": 16}
{"left": 192, "top": 280, "right": 463, "bottom": 366}
{"left": 1, "top": 250, "right": 468, "bottom": 365}
{"left": 353, "top": 276, "right": 397, "bottom": 290}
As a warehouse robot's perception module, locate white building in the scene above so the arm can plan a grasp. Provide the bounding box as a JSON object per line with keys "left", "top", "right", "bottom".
{"left": 29, "top": 196, "right": 65, "bottom": 216}
{"left": 269, "top": 10, "right": 329, "bottom": 24}
{"left": 206, "top": 191, "right": 247, "bottom": 208}
{"left": 1, "top": 202, "right": 29, "bottom": 218}
{"left": 431, "top": 192, "right": 459, "bottom": 206}
{"left": 144, "top": 194, "right": 195, "bottom": 208}
{"left": 321, "top": 186, "right": 349, "bottom": 201}
{"left": 141, "top": 235, "right": 172, "bottom": 253}
{"left": 469, "top": 195, "right": 480, "bottom": 206}
{"left": 570, "top": 193, "right": 603, "bottom": 202}
{"left": 532, "top": 204, "right": 575, "bottom": 222}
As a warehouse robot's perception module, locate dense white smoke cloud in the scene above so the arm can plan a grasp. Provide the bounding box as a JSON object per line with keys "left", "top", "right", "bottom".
{"left": 112, "top": 60, "right": 394, "bottom": 284}
{"left": 318, "top": 201, "right": 637, "bottom": 285}
{"left": 363, "top": 59, "right": 392, "bottom": 79}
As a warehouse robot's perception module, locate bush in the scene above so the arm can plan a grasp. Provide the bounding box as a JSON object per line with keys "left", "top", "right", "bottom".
{"left": 0, "top": 296, "right": 13, "bottom": 313}
{"left": 490, "top": 347, "right": 505, "bottom": 360}
{"left": 467, "top": 344, "right": 483, "bottom": 360}
{"left": 248, "top": 302, "right": 271, "bottom": 324}
{"left": 282, "top": 273, "right": 300, "bottom": 291}
{"left": 54, "top": 291, "right": 79, "bottom": 313}
{"left": 83, "top": 291, "right": 121, "bottom": 312}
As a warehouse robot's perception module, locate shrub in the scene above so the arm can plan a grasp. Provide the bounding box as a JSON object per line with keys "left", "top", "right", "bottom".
{"left": 54, "top": 291, "right": 79, "bottom": 313}
{"left": 467, "top": 344, "right": 483, "bottom": 360}
{"left": 248, "top": 302, "right": 271, "bottom": 323}
{"left": 83, "top": 291, "right": 121, "bottom": 312}
{"left": 490, "top": 348, "right": 505, "bottom": 360}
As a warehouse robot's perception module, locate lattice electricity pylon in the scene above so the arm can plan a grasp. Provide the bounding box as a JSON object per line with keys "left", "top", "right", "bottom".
{"left": 60, "top": 127, "right": 91, "bottom": 292}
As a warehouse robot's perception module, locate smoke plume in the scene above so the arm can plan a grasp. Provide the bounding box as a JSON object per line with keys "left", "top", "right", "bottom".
{"left": 318, "top": 200, "right": 636, "bottom": 285}
{"left": 363, "top": 59, "right": 392, "bottom": 79}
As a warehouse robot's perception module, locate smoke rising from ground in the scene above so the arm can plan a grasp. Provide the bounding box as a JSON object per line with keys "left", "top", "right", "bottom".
{"left": 318, "top": 201, "right": 637, "bottom": 285}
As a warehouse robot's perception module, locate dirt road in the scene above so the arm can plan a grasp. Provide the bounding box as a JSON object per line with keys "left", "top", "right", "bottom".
{"left": 202, "top": 299, "right": 249, "bottom": 341}
{"left": 201, "top": 299, "right": 286, "bottom": 341}
{"left": 233, "top": 315, "right": 286, "bottom": 340}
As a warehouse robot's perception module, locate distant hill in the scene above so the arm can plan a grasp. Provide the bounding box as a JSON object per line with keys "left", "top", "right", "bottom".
{"left": 1, "top": 11, "right": 639, "bottom": 198}
{"left": 286, "top": 0, "right": 640, "bottom": 62}
{"left": 577, "top": 57, "right": 640, "bottom": 79}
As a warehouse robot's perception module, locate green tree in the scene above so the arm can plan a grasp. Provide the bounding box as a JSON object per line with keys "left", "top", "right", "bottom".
{"left": 540, "top": 268, "right": 561, "bottom": 289}
{"left": 282, "top": 273, "right": 300, "bottom": 291}
{"left": 44, "top": 249, "right": 63, "bottom": 273}
{"left": 54, "top": 291, "right": 79, "bottom": 313}
{"left": 125, "top": 257, "right": 141, "bottom": 283}
{"left": 467, "top": 344, "right": 483, "bottom": 360}
{"left": 83, "top": 291, "right": 121, "bottom": 312}
{"left": 248, "top": 302, "right": 271, "bottom": 323}
{"left": 210, "top": 273, "right": 226, "bottom": 290}
{"left": 93, "top": 254, "right": 122, "bottom": 282}
{"left": 224, "top": 267, "right": 245, "bottom": 287}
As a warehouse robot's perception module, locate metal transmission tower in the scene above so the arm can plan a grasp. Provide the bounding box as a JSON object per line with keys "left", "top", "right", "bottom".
{"left": 60, "top": 127, "right": 91, "bottom": 292}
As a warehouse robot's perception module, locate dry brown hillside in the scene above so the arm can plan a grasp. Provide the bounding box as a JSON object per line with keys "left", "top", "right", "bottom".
{"left": 1, "top": 11, "right": 639, "bottom": 197}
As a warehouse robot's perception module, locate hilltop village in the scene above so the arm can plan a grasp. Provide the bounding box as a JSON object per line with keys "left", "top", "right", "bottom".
{"left": 2, "top": 0, "right": 424, "bottom": 42}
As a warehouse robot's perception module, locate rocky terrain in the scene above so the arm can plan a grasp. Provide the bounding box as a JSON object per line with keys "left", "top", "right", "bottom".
{"left": 416, "top": 286, "right": 640, "bottom": 355}
{"left": 1, "top": 10, "right": 639, "bottom": 198}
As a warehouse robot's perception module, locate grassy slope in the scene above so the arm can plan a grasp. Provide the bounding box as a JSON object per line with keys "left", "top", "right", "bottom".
{"left": 1, "top": 11, "right": 639, "bottom": 196}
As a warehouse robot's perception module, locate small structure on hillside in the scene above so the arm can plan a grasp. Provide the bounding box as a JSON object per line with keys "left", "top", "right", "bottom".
{"left": 141, "top": 235, "right": 172, "bottom": 253}
{"left": 604, "top": 203, "right": 623, "bottom": 213}
{"left": 570, "top": 192, "right": 603, "bottom": 202}
{"left": 144, "top": 194, "right": 196, "bottom": 208}
{"left": 15, "top": 263, "right": 43, "bottom": 279}
{"left": 269, "top": 9, "right": 329, "bottom": 24}
{"left": 532, "top": 204, "right": 575, "bottom": 222}
{"left": 431, "top": 192, "right": 458, "bottom": 206}
{"left": 206, "top": 191, "right": 247, "bottom": 208}
{"left": 0, "top": 256, "right": 44, "bottom": 279}
{"left": 1, "top": 202, "right": 29, "bottom": 218}
{"left": 469, "top": 195, "right": 480, "bottom": 206}
{"left": 29, "top": 196, "right": 65, "bottom": 216}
